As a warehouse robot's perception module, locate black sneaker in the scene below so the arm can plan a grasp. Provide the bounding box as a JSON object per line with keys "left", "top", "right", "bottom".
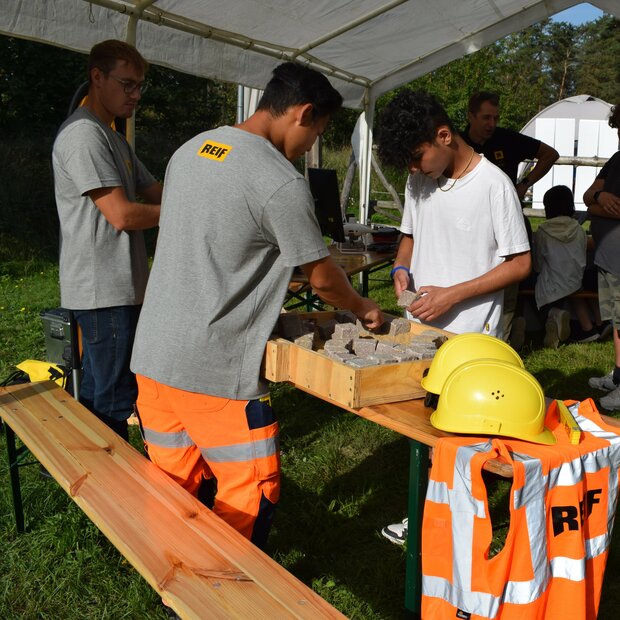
{"left": 598, "top": 321, "right": 614, "bottom": 341}
{"left": 571, "top": 326, "right": 600, "bottom": 343}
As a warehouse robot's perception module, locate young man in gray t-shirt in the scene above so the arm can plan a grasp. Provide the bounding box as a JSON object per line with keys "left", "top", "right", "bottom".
{"left": 52, "top": 40, "right": 162, "bottom": 440}
{"left": 131, "top": 62, "right": 383, "bottom": 548}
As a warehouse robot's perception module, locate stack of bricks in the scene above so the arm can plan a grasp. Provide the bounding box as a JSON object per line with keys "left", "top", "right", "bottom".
{"left": 275, "top": 312, "right": 447, "bottom": 367}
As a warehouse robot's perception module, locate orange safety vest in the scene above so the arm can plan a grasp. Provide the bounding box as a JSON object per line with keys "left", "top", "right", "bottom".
{"left": 421, "top": 398, "right": 620, "bottom": 619}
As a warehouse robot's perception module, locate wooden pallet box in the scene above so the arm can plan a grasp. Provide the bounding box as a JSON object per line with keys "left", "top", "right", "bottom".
{"left": 263, "top": 311, "right": 452, "bottom": 408}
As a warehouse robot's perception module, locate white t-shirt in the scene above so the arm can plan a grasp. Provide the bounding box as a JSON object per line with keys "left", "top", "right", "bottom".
{"left": 400, "top": 156, "right": 529, "bottom": 337}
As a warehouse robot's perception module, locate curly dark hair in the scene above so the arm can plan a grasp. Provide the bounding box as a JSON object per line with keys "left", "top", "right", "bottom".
{"left": 609, "top": 104, "right": 620, "bottom": 129}
{"left": 376, "top": 90, "right": 455, "bottom": 169}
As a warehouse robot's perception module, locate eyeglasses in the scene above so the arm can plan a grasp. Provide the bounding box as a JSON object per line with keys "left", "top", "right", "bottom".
{"left": 107, "top": 74, "right": 148, "bottom": 95}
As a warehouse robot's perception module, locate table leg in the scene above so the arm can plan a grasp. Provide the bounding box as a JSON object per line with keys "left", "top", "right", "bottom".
{"left": 405, "top": 439, "right": 429, "bottom": 617}
{"left": 5, "top": 424, "right": 25, "bottom": 533}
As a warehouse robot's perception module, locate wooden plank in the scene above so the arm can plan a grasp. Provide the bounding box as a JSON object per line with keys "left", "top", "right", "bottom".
{"left": 0, "top": 382, "right": 346, "bottom": 620}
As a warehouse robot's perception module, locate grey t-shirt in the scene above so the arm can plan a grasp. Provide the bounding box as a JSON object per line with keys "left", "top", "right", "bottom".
{"left": 131, "top": 126, "right": 329, "bottom": 399}
{"left": 52, "top": 107, "right": 156, "bottom": 309}
{"left": 590, "top": 151, "right": 620, "bottom": 277}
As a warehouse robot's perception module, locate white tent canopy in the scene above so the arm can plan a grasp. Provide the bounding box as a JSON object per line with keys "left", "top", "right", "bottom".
{"left": 2, "top": 0, "right": 619, "bottom": 218}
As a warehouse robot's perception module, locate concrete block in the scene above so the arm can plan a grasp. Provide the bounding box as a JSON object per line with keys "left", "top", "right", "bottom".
{"left": 277, "top": 313, "right": 304, "bottom": 339}
{"left": 398, "top": 290, "right": 421, "bottom": 307}
{"left": 351, "top": 338, "right": 377, "bottom": 356}
{"left": 335, "top": 310, "right": 357, "bottom": 324}
{"left": 388, "top": 317, "right": 411, "bottom": 336}
{"left": 333, "top": 322, "right": 359, "bottom": 340}
{"left": 294, "top": 332, "right": 316, "bottom": 350}
{"left": 345, "top": 357, "right": 379, "bottom": 368}
{"left": 316, "top": 319, "right": 338, "bottom": 340}
{"left": 368, "top": 353, "right": 398, "bottom": 365}
{"left": 324, "top": 339, "right": 352, "bottom": 352}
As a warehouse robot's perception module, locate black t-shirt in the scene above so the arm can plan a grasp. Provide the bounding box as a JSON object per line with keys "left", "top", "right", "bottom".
{"left": 461, "top": 126, "right": 541, "bottom": 184}
{"left": 590, "top": 151, "right": 620, "bottom": 277}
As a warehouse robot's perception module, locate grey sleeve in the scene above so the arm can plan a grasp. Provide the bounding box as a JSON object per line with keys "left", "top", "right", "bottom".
{"left": 55, "top": 122, "right": 123, "bottom": 196}
{"left": 262, "top": 178, "right": 330, "bottom": 266}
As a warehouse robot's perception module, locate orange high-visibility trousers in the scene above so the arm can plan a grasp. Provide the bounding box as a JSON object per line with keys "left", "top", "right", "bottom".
{"left": 135, "top": 374, "right": 280, "bottom": 548}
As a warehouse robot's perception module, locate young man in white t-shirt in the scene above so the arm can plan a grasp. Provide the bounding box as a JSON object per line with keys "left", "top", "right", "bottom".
{"left": 377, "top": 90, "right": 531, "bottom": 339}
{"left": 375, "top": 90, "right": 531, "bottom": 545}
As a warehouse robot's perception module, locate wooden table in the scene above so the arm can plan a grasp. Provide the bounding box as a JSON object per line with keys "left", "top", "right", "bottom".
{"left": 286, "top": 245, "right": 396, "bottom": 310}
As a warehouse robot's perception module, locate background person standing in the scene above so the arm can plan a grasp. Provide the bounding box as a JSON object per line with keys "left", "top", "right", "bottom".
{"left": 462, "top": 90, "right": 559, "bottom": 343}
{"left": 585, "top": 103, "right": 620, "bottom": 411}
{"left": 52, "top": 40, "right": 162, "bottom": 440}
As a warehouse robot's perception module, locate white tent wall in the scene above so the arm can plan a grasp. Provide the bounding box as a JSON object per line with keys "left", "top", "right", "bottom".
{"left": 2, "top": 1, "right": 620, "bottom": 222}
{"left": 519, "top": 96, "right": 618, "bottom": 211}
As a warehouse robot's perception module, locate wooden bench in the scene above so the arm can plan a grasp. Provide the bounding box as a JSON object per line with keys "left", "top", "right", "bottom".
{"left": 0, "top": 381, "right": 345, "bottom": 620}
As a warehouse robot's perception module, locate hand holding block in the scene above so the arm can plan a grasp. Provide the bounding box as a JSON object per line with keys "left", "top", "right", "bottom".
{"left": 397, "top": 290, "right": 421, "bottom": 307}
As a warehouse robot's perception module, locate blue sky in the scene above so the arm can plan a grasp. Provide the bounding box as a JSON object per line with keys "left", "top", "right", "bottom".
{"left": 551, "top": 3, "right": 604, "bottom": 25}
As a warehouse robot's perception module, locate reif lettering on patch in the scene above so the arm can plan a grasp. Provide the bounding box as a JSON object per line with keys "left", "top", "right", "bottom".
{"left": 197, "top": 140, "right": 232, "bottom": 161}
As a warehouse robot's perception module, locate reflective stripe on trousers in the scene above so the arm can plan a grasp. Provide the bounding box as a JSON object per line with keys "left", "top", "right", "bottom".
{"left": 135, "top": 375, "right": 280, "bottom": 548}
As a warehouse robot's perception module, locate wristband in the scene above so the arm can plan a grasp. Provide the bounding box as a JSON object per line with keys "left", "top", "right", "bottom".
{"left": 390, "top": 266, "right": 409, "bottom": 279}
{"left": 594, "top": 190, "right": 602, "bottom": 203}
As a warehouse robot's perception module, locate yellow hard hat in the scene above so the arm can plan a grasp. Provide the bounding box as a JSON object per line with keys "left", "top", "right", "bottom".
{"left": 421, "top": 332, "right": 523, "bottom": 396}
{"left": 430, "top": 359, "right": 556, "bottom": 445}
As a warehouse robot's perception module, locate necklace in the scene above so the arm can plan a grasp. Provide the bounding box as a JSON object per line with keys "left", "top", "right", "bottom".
{"left": 437, "top": 147, "right": 475, "bottom": 192}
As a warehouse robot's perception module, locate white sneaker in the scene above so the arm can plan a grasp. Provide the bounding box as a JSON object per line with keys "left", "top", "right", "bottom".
{"left": 600, "top": 386, "right": 620, "bottom": 411}
{"left": 381, "top": 517, "right": 408, "bottom": 545}
{"left": 589, "top": 371, "right": 617, "bottom": 392}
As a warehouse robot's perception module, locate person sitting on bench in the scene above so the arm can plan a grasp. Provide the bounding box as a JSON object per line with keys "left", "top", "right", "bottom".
{"left": 534, "top": 185, "right": 608, "bottom": 347}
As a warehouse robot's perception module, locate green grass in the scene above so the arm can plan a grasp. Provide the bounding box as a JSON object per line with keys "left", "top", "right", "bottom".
{"left": 1, "top": 261, "right": 620, "bottom": 618}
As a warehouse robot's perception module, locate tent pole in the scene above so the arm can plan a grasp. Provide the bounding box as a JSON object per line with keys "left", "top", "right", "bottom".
{"left": 123, "top": 1, "right": 157, "bottom": 148}
{"left": 358, "top": 89, "right": 375, "bottom": 225}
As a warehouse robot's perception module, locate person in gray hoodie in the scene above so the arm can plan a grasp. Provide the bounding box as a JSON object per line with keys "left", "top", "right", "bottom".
{"left": 534, "top": 185, "right": 605, "bottom": 347}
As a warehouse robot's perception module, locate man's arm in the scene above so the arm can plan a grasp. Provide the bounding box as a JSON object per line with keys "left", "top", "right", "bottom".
{"left": 301, "top": 256, "right": 384, "bottom": 329}
{"left": 138, "top": 180, "right": 163, "bottom": 205}
{"left": 516, "top": 141, "right": 559, "bottom": 200}
{"left": 408, "top": 251, "right": 531, "bottom": 323}
{"left": 584, "top": 178, "right": 620, "bottom": 219}
{"left": 88, "top": 186, "right": 160, "bottom": 231}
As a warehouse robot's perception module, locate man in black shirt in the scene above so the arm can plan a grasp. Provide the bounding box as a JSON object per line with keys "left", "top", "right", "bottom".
{"left": 585, "top": 103, "right": 620, "bottom": 411}
{"left": 462, "top": 91, "right": 559, "bottom": 200}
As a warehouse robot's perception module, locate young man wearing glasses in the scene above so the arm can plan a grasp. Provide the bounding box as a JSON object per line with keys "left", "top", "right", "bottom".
{"left": 52, "top": 39, "right": 162, "bottom": 441}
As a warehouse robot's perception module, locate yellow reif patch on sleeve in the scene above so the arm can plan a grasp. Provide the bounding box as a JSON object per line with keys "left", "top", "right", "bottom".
{"left": 197, "top": 140, "right": 232, "bottom": 161}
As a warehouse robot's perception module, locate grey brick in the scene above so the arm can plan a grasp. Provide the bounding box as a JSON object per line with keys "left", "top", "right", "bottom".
{"left": 345, "top": 357, "right": 379, "bottom": 368}
{"left": 368, "top": 353, "right": 399, "bottom": 365}
{"left": 351, "top": 338, "right": 377, "bottom": 356}
{"left": 277, "top": 313, "right": 304, "bottom": 339}
{"left": 397, "top": 290, "right": 421, "bottom": 307}
{"left": 316, "top": 319, "right": 338, "bottom": 340}
{"left": 293, "top": 333, "right": 316, "bottom": 350}
{"left": 335, "top": 310, "right": 357, "bottom": 324}
{"left": 333, "top": 322, "right": 359, "bottom": 340}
